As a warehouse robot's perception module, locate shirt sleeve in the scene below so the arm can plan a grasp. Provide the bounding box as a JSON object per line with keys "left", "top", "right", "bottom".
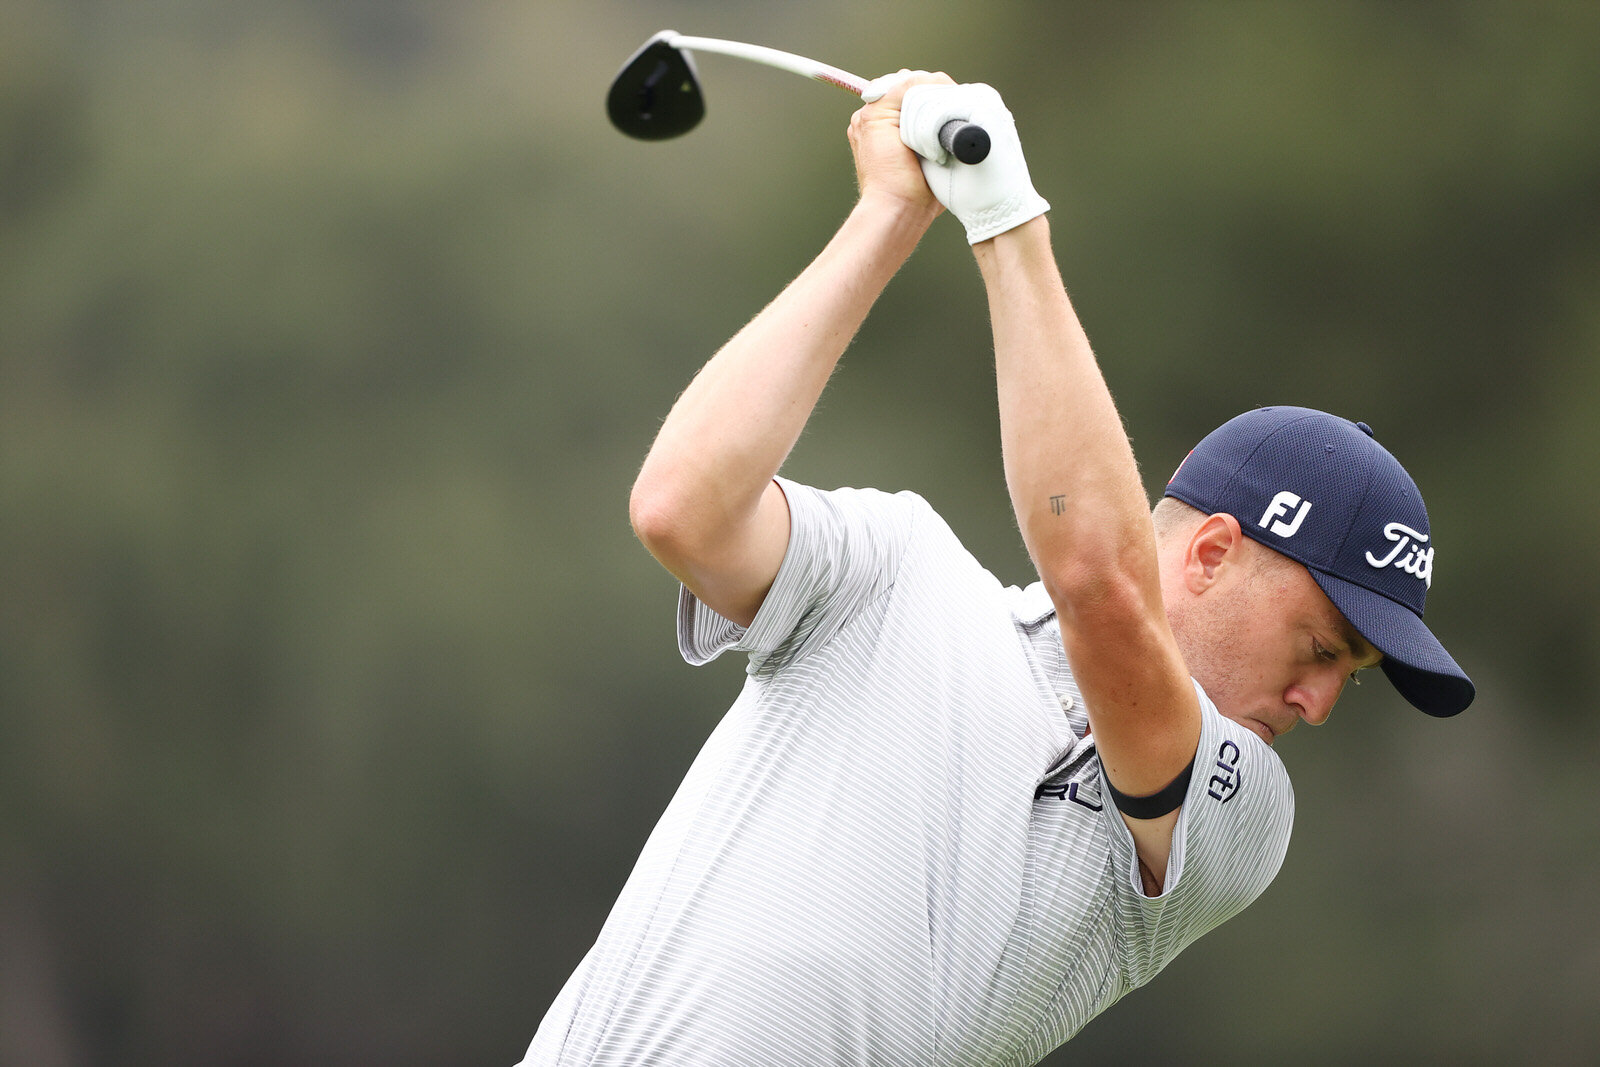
{"left": 676, "top": 479, "right": 923, "bottom": 673}
{"left": 1103, "top": 681, "right": 1295, "bottom": 987}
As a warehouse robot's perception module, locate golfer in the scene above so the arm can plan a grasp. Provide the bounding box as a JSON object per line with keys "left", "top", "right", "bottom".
{"left": 521, "top": 72, "right": 1472, "bottom": 1065}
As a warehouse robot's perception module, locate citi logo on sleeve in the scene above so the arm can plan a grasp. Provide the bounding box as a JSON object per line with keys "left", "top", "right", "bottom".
{"left": 1206, "top": 740, "right": 1243, "bottom": 803}
{"left": 1366, "top": 522, "right": 1433, "bottom": 588}
{"left": 1258, "top": 491, "right": 1311, "bottom": 538}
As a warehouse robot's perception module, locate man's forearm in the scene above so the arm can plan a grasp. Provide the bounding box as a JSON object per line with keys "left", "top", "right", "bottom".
{"left": 974, "top": 216, "right": 1160, "bottom": 618}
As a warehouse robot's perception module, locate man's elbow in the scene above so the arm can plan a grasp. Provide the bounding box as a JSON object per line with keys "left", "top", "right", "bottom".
{"left": 629, "top": 464, "right": 738, "bottom": 575}
{"left": 629, "top": 471, "right": 695, "bottom": 561}
{"left": 1042, "top": 554, "right": 1162, "bottom": 635}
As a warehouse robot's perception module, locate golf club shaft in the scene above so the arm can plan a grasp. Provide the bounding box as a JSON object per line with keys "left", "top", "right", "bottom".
{"left": 667, "top": 35, "right": 868, "bottom": 95}
{"left": 665, "top": 34, "right": 990, "bottom": 164}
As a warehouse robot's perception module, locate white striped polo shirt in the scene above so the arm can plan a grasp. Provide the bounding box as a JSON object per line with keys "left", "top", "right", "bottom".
{"left": 523, "top": 480, "right": 1293, "bottom": 1066}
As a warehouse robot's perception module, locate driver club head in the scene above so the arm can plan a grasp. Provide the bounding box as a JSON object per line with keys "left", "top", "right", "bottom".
{"left": 607, "top": 31, "right": 705, "bottom": 141}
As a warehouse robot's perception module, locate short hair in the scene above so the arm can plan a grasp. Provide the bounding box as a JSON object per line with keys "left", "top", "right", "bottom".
{"left": 1150, "top": 496, "right": 1205, "bottom": 544}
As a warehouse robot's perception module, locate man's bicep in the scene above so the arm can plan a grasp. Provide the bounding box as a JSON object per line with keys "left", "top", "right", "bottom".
{"left": 1065, "top": 606, "right": 1200, "bottom": 894}
{"left": 1057, "top": 596, "right": 1202, "bottom": 801}
{"left": 1053, "top": 599, "right": 1199, "bottom": 896}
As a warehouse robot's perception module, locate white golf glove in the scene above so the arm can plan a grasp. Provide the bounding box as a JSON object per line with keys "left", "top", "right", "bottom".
{"left": 899, "top": 83, "right": 1050, "bottom": 243}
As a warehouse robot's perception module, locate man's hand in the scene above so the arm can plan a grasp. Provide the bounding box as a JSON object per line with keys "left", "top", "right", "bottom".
{"left": 900, "top": 82, "right": 1050, "bottom": 244}
{"left": 847, "top": 70, "right": 951, "bottom": 221}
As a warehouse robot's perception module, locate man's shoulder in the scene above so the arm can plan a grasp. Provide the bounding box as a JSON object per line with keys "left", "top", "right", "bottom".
{"left": 781, "top": 480, "right": 986, "bottom": 569}
{"left": 779, "top": 479, "right": 938, "bottom": 523}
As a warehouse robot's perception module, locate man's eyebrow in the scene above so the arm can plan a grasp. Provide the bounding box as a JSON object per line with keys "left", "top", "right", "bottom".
{"left": 1336, "top": 617, "right": 1383, "bottom": 667}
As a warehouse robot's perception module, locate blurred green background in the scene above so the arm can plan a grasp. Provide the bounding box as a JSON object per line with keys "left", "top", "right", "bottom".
{"left": 2, "top": 1, "right": 1596, "bottom": 1064}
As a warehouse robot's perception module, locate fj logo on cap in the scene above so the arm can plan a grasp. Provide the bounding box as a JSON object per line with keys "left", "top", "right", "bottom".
{"left": 1259, "top": 491, "right": 1312, "bottom": 538}
{"left": 1366, "top": 522, "right": 1433, "bottom": 588}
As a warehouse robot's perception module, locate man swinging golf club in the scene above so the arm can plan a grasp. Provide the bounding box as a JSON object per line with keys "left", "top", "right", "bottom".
{"left": 521, "top": 70, "right": 1472, "bottom": 1065}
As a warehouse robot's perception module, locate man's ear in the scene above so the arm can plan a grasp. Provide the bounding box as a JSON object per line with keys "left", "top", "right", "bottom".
{"left": 1184, "top": 512, "right": 1246, "bottom": 592}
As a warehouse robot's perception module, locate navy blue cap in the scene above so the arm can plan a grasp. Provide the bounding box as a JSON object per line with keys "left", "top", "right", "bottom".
{"left": 1165, "top": 406, "right": 1473, "bottom": 717}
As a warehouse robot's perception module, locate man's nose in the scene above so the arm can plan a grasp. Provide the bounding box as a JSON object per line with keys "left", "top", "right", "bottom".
{"left": 1287, "top": 674, "right": 1344, "bottom": 726}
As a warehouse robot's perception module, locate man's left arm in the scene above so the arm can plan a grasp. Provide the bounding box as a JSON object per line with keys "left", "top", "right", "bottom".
{"left": 903, "top": 83, "right": 1200, "bottom": 889}
{"left": 978, "top": 219, "right": 1199, "bottom": 890}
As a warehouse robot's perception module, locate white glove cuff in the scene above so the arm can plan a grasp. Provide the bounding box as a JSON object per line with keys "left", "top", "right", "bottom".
{"left": 960, "top": 190, "right": 1051, "bottom": 244}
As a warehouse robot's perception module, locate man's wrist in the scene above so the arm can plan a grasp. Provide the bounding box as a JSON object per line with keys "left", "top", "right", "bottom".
{"left": 853, "top": 187, "right": 942, "bottom": 236}
{"left": 973, "top": 214, "right": 1052, "bottom": 272}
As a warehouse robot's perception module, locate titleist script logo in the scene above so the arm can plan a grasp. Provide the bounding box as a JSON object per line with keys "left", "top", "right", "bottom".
{"left": 1367, "top": 522, "right": 1433, "bottom": 588}
{"left": 1259, "top": 491, "right": 1311, "bottom": 538}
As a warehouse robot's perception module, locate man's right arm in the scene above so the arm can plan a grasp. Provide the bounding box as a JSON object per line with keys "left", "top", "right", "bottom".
{"left": 629, "top": 80, "right": 945, "bottom": 627}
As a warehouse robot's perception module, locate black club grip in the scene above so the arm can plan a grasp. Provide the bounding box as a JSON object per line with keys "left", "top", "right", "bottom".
{"left": 939, "top": 119, "right": 991, "bottom": 165}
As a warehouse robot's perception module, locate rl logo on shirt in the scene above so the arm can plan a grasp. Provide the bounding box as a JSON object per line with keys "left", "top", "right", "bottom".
{"left": 1035, "top": 780, "right": 1103, "bottom": 812}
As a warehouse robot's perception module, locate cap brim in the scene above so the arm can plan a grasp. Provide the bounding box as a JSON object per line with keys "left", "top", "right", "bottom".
{"left": 1309, "top": 571, "right": 1475, "bottom": 717}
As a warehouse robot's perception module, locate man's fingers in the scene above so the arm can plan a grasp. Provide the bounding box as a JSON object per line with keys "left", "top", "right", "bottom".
{"left": 860, "top": 69, "right": 954, "bottom": 105}
{"left": 849, "top": 70, "right": 958, "bottom": 217}
{"left": 860, "top": 69, "right": 919, "bottom": 104}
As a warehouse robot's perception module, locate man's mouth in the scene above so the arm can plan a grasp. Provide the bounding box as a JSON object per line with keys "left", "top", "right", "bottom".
{"left": 1244, "top": 718, "right": 1277, "bottom": 745}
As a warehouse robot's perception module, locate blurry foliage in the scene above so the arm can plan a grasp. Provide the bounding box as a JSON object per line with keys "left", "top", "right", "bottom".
{"left": 1, "top": 1, "right": 1597, "bottom": 1064}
